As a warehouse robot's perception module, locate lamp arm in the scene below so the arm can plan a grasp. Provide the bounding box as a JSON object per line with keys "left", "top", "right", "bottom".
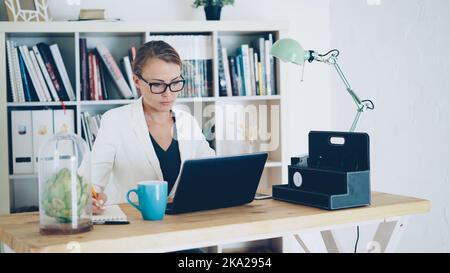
{"left": 314, "top": 52, "right": 373, "bottom": 132}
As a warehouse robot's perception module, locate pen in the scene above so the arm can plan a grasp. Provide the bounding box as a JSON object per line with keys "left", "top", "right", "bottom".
{"left": 91, "top": 186, "right": 98, "bottom": 199}
{"left": 94, "top": 221, "right": 130, "bottom": 225}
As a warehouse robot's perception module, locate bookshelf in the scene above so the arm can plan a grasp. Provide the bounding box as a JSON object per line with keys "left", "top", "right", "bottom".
{"left": 0, "top": 21, "right": 290, "bottom": 252}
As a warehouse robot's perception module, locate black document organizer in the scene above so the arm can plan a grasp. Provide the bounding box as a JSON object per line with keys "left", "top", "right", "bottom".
{"left": 273, "top": 131, "right": 371, "bottom": 210}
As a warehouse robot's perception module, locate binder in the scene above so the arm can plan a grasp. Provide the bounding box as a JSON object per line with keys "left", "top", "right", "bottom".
{"left": 31, "top": 110, "right": 54, "bottom": 173}
{"left": 11, "top": 110, "right": 34, "bottom": 174}
{"left": 53, "top": 109, "right": 75, "bottom": 157}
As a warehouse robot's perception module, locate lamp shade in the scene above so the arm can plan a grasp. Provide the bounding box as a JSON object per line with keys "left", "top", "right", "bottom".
{"left": 270, "top": 38, "right": 307, "bottom": 65}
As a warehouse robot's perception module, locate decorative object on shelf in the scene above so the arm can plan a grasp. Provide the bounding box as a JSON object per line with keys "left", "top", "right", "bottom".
{"left": 270, "top": 38, "right": 375, "bottom": 132}
{"left": 78, "top": 9, "right": 105, "bottom": 20}
{"left": 38, "top": 132, "right": 93, "bottom": 235}
{"left": 192, "top": 0, "right": 235, "bottom": 21}
{"left": 4, "top": 0, "right": 52, "bottom": 22}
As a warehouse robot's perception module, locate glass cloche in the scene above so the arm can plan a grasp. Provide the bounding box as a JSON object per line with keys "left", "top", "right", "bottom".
{"left": 38, "top": 132, "right": 93, "bottom": 235}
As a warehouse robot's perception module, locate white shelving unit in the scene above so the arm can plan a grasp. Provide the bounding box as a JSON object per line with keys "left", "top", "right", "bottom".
{"left": 0, "top": 21, "right": 290, "bottom": 252}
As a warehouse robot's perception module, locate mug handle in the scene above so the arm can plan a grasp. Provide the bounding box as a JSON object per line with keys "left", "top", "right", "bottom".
{"left": 126, "top": 189, "right": 140, "bottom": 211}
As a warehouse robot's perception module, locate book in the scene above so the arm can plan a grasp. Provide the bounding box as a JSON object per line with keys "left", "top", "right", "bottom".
{"left": 92, "top": 205, "right": 128, "bottom": 224}
{"left": 222, "top": 48, "right": 232, "bottom": 97}
{"left": 29, "top": 50, "right": 52, "bottom": 101}
{"left": 95, "top": 53, "right": 103, "bottom": 100}
{"left": 229, "top": 58, "right": 238, "bottom": 96}
{"left": 18, "top": 52, "right": 33, "bottom": 102}
{"left": 12, "top": 42, "right": 25, "bottom": 101}
{"left": 265, "top": 39, "right": 273, "bottom": 95}
{"left": 12, "top": 43, "right": 25, "bottom": 102}
{"left": 33, "top": 45, "right": 59, "bottom": 101}
{"left": 236, "top": 54, "right": 244, "bottom": 96}
{"left": 256, "top": 37, "right": 266, "bottom": 96}
{"left": 88, "top": 52, "right": 98, "bottom": 100}
{"left": 257, "top": 62, "right": 263, "bottom": 96}
{"left": 239, "top": 45, "right": 252, "bottom": 96}
{"left": 6, "top": 40, "right": 19, "bottom": 102}
{"left": 50, "top": 44, "right": 76, "bottom": 101}
{"left": 121, "top": 56, "right": 138, "bottom": 98}
{"left": 129, "top": 46, "right": 137, "bottom": 63}
{"left": 79, "top": 38, "right": 90, "bottom": 100}
{"left": 217, "top": 38, "right": 227, "bottom": 97}
{"left": 36, "top": 43, "right": 70, "bottom": 101}
{"left": 254, "top": 52, "right": 260, "bottom": 96}
{"left": 81, "top": 112, "right": 93, "bottom": 149}
{"left": 18, "top": 45, "right": 46, "bottom": 102}
{"left": 249, "top": 47, "right": 256, "bottom": 96}
{"left": 31, "top": 110, "right": 54, "bottom": 173}
{"left": 86, "top": 114, "right": 100, "bottom": 143}
{"left": 95, "top": 44, "right": 133, "bottom": 99}
{"left": 97, "top": 53, "right": 109, "bottom": 100}
{"left": 11, "top": 110, "right": 34, "bottom": 174}
{"left": 268, "top": 33, "right": 276, "bottom": 95}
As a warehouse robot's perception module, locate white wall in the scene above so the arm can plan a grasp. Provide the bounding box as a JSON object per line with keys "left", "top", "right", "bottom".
{"left": 330, "top": 0, "right": 450, "bottom": 252}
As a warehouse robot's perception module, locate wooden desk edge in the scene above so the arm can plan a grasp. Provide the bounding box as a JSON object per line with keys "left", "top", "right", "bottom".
{"left": 0, "top": 192, "right": 431, "bottom": 253}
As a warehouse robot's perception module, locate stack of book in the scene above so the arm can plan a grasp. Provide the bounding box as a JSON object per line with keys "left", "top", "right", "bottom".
{"left": 218, "top": 34, "right": 276, "bottom": 97}
{"left": 80, "top": 111, "right": 102, "bottom": 150}
{"left": 148, "top": 35, "right": 213, "bottom": 98}
{"left": 6, "top": 41, "right": 76, "bottom": 102}
{"left": 79, "top": 39, "right": 138, "bottom": 101}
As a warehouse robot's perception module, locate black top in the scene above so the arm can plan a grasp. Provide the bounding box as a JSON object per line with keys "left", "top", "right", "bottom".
{"left": 149, "top": 124, "right": 181, "bottom": 194}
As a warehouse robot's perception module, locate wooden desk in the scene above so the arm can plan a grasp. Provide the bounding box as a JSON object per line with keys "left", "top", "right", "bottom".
{"left": 0, "top": 192, "right": 430, "bottom": 253}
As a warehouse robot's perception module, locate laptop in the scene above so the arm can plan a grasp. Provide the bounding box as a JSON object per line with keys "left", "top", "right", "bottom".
{"left": 165, "top": 152, "right": 268, "bottom": 214}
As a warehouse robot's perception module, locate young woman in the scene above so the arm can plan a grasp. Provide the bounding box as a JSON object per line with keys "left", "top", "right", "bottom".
{"left": 90, "top": 40, "right": 215, "bottom": 213}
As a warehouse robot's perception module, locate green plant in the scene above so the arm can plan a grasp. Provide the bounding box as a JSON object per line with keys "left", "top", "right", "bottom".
{"left": 41, "top": 168, "right": 90, "bottom": 223}
{"left": 192, "top": 0, "right": 235, "bottom": 8}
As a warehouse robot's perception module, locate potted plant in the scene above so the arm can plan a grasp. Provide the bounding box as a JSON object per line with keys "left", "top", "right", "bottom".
{"left": 193, "top": 0, "right": 235, "bottom": 21}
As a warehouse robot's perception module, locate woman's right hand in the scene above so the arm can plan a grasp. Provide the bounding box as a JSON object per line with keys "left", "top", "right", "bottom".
{"left": 92, "top": 193, "right": 107, "bottom": 215}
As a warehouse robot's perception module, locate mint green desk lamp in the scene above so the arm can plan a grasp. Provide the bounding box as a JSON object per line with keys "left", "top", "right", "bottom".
{"left": 270, "top": 38, "right": 374, "bottom": 132}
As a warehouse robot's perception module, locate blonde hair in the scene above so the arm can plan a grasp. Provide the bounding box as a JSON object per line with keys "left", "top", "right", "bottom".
{"left": 132, "top": 40, "right": 182, "bottom": 76}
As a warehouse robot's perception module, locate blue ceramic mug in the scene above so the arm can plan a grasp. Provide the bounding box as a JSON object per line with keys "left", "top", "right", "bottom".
{"left": 126, "top": 181, "right": 168, "bottom": 221}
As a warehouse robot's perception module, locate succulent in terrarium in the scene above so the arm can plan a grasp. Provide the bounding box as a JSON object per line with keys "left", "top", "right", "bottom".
{"left": 41, "top": 168, "right": 90, "bottom": 223}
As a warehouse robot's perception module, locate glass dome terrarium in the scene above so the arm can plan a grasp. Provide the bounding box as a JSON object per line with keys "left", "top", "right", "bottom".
{"left": 38, "top": 132, "right": 93, "bottom": 235}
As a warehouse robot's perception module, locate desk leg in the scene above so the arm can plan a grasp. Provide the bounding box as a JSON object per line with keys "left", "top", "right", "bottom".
{"left": 292, "top": 216, "right": 410, "bottom": 253}
{"left": 369, "top": 216, "right": 409, "bottom": 253}
{"left": 294, "top": 230, "right": 342, "bottom": 253}
{"left": 0, "top": 242, "right": 14, "bottom": 253}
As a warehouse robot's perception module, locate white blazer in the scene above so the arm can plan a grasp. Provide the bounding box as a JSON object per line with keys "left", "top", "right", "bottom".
{"left": 89, "top": 97, "right": 215, "bottom": 204}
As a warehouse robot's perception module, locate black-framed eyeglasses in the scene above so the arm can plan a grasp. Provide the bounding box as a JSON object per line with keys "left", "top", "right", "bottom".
{"left": 136, "top": 74, "right": 185, "bottom": 94}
